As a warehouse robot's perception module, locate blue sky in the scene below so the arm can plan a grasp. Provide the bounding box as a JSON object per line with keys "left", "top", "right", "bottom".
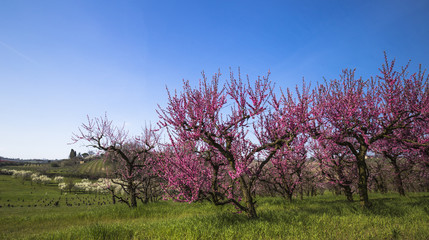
{"left": 1, "top": 0, "right": 428, "bottom": 159}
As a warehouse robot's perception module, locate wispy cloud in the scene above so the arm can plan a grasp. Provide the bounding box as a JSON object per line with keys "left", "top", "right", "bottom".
{"left": 0, "top": 40, "right": 36, "bottom": 64}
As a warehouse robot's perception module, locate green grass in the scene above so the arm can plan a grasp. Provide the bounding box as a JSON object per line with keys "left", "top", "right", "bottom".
{"left": 3, "top": 159, "right": 110, "bottom": 178}
{"left": 78, "top": 159, "right": 110, "bottom": 176}
{"left": 1, "top": 174, "right": 428, "bottom": 239}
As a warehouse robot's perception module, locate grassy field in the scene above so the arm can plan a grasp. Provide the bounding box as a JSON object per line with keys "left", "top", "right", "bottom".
{"left": 1, "top": 174, "right": 429, "bottom": 240}
{"left": 4, "top": 158, "right": 110, "bottom": 179}
{"left": 78, "top": 159, "right": 110, "bottom": 176}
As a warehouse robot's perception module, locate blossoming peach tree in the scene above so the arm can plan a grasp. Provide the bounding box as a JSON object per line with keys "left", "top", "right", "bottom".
{"left": 157, "top": 70, "right": 311, "bottom": 218}
{"left": 310, "top": 54, "right": 428, "bottom": 207}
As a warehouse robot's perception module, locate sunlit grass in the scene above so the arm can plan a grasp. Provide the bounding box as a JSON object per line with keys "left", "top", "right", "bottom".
{"left": 1, "top": 175, "right": 428, "bottom": 239}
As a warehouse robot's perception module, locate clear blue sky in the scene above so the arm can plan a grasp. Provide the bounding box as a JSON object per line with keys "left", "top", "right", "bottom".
{"left": 1, "top": 0, "right": 428, "bottom": 159}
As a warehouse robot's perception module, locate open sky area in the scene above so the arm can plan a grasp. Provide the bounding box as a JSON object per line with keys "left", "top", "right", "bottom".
{"left": 1, "top": 0, "right": 429, "bottom": 159}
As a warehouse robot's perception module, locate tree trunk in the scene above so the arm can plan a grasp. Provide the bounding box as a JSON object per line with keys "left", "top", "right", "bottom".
{"left": 239, "top": 176, "right": 257, "bottom": 219}
{"left": 130, "top": 192, "right": 137, "bottom": 207}
{"left": 356, "top": 154, "right": 371, "bottom": 208}
{"left": 389, "top": 156, "right": 406, "bottom": 196}
{"left": 342, "top": 185, "right": 354, "bottom": 202}
{"left": 287, "top": 192, "right": 293, "bottom": 203}
{"left": 334, "top": 186, "right": 341, "bottom": 195}
{"left": 393, "top": 165, "right": 405, "bottom": 196}
{"left": 129, "top": 180, "right": 137, "bottom": 208}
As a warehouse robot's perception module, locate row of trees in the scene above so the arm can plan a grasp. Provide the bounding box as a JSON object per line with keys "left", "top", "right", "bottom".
{"left": 69, "top": 149, "right": 96, "bottom": 160}
{"left": 73, "top": 55, "right": 429, "bottom": 218}
{"left": 1, "top": 169, "right": 64, "bottom": 185}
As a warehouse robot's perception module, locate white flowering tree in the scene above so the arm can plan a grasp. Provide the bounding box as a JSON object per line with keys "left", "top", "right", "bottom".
{"left": 11, "top": 170, "right": 33, "bottom": 184}
{"left": 53, "top": 176, "right": 65, "bottom": 183}
{"left": 31, "top": 174, "right": 52, "bottom": 185}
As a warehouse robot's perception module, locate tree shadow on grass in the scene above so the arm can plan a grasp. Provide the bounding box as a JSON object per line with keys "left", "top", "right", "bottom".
{"left": 157, "top": 194, "right": 429, "bottom": 226}
{"left": 257, "top": 194, "right": 429, "bottom": 219}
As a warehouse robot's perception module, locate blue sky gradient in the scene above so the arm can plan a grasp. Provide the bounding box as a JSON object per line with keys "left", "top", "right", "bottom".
{"left": 1, "top": 0, "right": 428, "bottom": 159}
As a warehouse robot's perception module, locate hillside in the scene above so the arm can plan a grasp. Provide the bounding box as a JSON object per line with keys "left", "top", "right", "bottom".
{"left": 78, "top": 158, "right": 112, "bottom": 177}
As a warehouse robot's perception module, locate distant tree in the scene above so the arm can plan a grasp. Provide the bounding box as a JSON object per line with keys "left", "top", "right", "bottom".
{"left": 69, "top": 149, "right": 77, "bottom": 159}
{"left": 65, "top": 178, "right": 74, "bottom": 193}
{"left": 259, "top": 135, "right": 309, "bottom": 202}
{"left": 372, "top": 136, "right": 420, "bottom": 196}
{"left": 300, "top": 159, "right": 324, "bottom": 198}
{"left": 367, "top": 155, "right": 392, "bottom": 193}
{"left": 312, "top": 139, "right": 357, "bottom": 202}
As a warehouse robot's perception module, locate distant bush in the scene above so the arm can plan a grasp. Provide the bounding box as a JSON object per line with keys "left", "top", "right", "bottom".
{"left": 50, "top": 162, "right": 60, "bottom": 167}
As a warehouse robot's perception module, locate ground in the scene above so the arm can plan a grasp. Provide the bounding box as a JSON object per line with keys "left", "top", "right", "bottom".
{"left": 0, "top": 174, "right": 428, "bottom": 239}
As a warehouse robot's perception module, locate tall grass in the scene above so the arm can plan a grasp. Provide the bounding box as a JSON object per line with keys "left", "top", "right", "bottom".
{"left": 1, "top": 175, "right": 428, "bottom": 239}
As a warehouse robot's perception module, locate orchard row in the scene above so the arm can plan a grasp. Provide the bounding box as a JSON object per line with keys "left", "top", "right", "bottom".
{"left": 72, "top": 55, "right": 429, "bottom": 218}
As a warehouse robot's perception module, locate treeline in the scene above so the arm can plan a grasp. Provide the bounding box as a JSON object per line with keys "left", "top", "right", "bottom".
{"left": 0, "top": 156, "right": 51, "bottom": 165}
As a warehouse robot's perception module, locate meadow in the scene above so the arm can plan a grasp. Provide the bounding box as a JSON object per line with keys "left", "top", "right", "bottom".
{"left": 1, "top": 174, "right": 429, "bottom": 239}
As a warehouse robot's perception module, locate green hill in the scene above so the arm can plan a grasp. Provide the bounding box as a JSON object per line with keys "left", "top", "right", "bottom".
{"left": 78, "top": 159, "right": 112, "bottom": 177}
